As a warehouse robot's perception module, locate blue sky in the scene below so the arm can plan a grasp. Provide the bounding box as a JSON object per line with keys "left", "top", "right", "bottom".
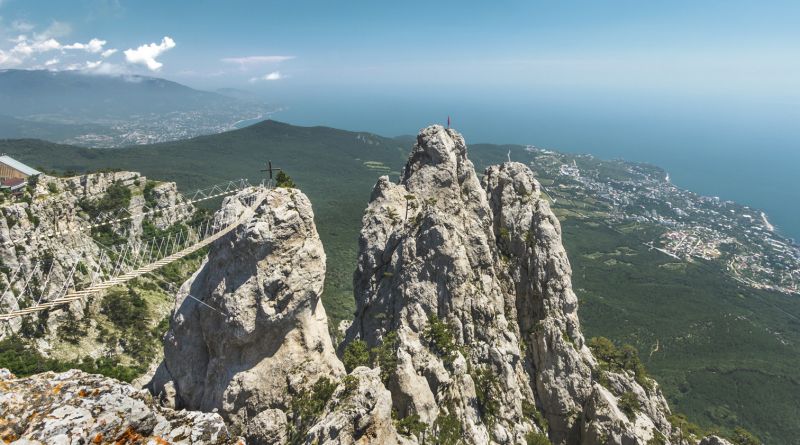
{"left": 0, "top": 0, "right": 798, "bottom": 101}
{"left": 1, "top": 0, "right": 799, "bottom": 236}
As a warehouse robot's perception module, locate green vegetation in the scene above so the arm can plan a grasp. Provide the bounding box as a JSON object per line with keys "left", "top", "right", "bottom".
{"left": 422, "top": 315, "right": 459, "bottom": 364}
{"left": 342, "top": 339, "right": 370, "bottom": 372}
{"left": 393, "top": 412, "right": 427, "bottom": 438}
{"left": 588, "top": 336, "right": 652, "bottom": 391}
{"left": 275, "top": 170, "right": 296, "bottom": 188}
{"left": 79, "top": 180, "right": 132, "bottom": 219}
{"left": 618, "top": 391, "right": 640, "bottom": 421}
{"left": 0, "top": 121, "right": 793, "bottom": 443}
{"left": 522, "top": 400, "right": 549, "bottom": 432}
{"left": 287, "top": 377, "right": 337, "bottom": 444}
{"left": 340, "top": 332, "right": 399, "bottom": 384}
{"left": 143, "top": 179, "right": 159, "bottom": 207}
{"left": 0, "top": 240, "right": 207, "bottom": 383}
{"left": 646, "top": 431, "right": 667, "bottom": 445}
{"left": 102, "top": 286, "right": 148, "bottom": 329}
{"left": 433, "top": 403, "right": 463, "bottom": 445}
{"left": 731, "top": 427, "right": 762, "bottom": 445}
{"left": 525, "top": 432, "right": 552, "bottom": 445}
{"left": 565, "top": 218, "right": 796, "bottom": 443}
{"left": 471, "top": 366, "right": 501, "bottom": 424}
{"left": 0, "top": 336, "right": 141, "bottom": 382}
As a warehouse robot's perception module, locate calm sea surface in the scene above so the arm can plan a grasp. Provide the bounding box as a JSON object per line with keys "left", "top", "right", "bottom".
{"left": 269, "top": 87, "right": 799, "bottom": 241}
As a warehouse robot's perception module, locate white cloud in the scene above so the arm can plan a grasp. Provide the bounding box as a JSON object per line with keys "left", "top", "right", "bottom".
{"left": 44, "top": 58, "right": 59, "bottom": 66}
{"left": 222, "top": 55, "right": 294, "bottom": 67}
{"left": 249, "top": 71, "right": 284, "bottom": 82}
{"left": 124, "top": 36, "right": 175, "bottom": 71}
{"left": 12, "top": 37, "right": 61, "bottom": 56}
{"left": 101, "top": 48, "right": 117, "bottom": 58}
{"left": 64, "top": 38, "right": 107, "bottom": 53}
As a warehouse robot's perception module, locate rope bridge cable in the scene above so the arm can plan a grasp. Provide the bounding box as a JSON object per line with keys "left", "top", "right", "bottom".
{"left": 0, "top": 178, "right": 253, "bottom": 248}
{"left": 0, "top": 187, "right": 267, "bottom": 321}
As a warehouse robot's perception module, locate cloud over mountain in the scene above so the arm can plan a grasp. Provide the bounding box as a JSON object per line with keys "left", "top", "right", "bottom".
{"left": 123, "top": 36, "right": 175, "bottom": 71}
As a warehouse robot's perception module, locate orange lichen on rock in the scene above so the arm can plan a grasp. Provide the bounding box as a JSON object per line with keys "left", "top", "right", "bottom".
{"left": 114, "top": 426, "right": 144, "bottom": 444}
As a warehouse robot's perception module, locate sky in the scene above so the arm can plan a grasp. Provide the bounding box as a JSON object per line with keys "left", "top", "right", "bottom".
{"left": 1, "top": 1, "right": 798, "bottom": 237}
{"left": 0, "top": 0, "right": 798, "bottom": 100}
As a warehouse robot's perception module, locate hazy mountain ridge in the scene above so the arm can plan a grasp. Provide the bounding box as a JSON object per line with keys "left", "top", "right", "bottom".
{"left": 0, "top": 69, "right": 273, "bottom": 147}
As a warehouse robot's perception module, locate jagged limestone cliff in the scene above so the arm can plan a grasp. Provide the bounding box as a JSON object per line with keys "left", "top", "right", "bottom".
{"left": 2, "top": 125, "right": 733, "bottom": 444}
{"left": 341, "top": 126, "right": 683, "bottom": 444}
{"left": 152, "top": 188, "right": 374, "bottom": 443}
{"left": 149, "top": 125, "right": 727, "bottom": 445}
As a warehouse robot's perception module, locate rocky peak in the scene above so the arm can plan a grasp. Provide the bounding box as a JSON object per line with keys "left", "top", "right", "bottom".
{"left": 153, "top": 187, "right": 346, "bottom": 443}
{"left": 483, "top": 162, "right": 596, "bottom": 442}
{"left": 345, "top": 125, "right": 537, "bottom": 443}
{"left": 342, "top": 125, "right": 695, "bottom": 444}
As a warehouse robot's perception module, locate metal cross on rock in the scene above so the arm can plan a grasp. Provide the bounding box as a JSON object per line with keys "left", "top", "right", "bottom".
{"left": 261, "top": 160, "right": 281, "bottom": 185}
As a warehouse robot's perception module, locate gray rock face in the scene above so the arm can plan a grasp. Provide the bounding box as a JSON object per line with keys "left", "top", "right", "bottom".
{"left": 307, "top": 367, "right": 413, "bottom": 445}
{"left": 0, "top": 368, "right": 242, "bottom": 444}
{"left": 344, "top": 126, "right": 539, "bottom": 443}
{"left": 484, "top": 162, "right": 596, "bottom": 443}
{"left": 0, "top": 172, "right": 192, "bottom": 344}
{"left": 155, "top": 187, "right": 344, "bottom": 443}
{"left": 343, "top": 126, "right": 684, "bottom": 445}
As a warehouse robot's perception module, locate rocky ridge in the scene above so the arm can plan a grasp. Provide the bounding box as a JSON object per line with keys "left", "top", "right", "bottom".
{"left": 0, "top": 368, "right": 242, "bottom": 444}
{"left": 2, "top": 126, "right": 732, "bottom": 444}
{"left": 0, "top": 171, "right": 193, "bottom": 356}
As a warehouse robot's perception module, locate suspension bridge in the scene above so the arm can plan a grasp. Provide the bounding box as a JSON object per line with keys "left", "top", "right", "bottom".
{"left": 0, "top": 178, "right": 253, "bottom": 248}
{"left": 0, "top": 179, "right": 268, "bottom": 322}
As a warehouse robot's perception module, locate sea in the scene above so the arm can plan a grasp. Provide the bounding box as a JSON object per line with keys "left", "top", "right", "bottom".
{"left": 265, "top": 86, "right": 800, "bottom": 241}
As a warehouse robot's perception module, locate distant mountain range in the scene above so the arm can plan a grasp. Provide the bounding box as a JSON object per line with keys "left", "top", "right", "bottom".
{"left": 0, "top": 69, "right": 272, "bottom": 147}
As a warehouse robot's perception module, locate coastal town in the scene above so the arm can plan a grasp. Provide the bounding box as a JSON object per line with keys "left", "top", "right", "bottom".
{"left": 62, "top": 104, "right": 273, "bottom": 148}
{"left": 524, "top": 146, "right": 800, "bottom": 295}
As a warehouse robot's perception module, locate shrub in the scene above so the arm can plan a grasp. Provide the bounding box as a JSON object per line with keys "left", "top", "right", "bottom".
{"left": 522, "top": 400, "right": 549, "bottom": 432}
{"left": 342, "top": 339, "right": 370, "bottom": 372}
{"left": 57, "top": 316, "right": 87, "bottom": 344}
{"left": 275, "top": 171, "right": 296, "bottom": 188}
{"left": 618, "top": 391, "right": 639, "bottom": 421}
{"left": 646, "top": 430, "right": 667, "bottom": 445}
{"left": 143, "top": 180, "right": 159, "bottom": 207}
{"left": 423, "top": 315, "right": 458, "bottom": 364}
{"left": 394, "top": 412, "right": 427, "bottom": 438}
{"left": 472, "top": 366, "right": 500, "bottom": 424}
{"left": 588, "top": 336, "right": 652, "bottom": 391}
{"left": 668, "top": 413, "right": 706, "bottom": 440}
{"left": 525, "top": 432, "right": 552, "bottom": 445}
{"left": 0, "top": 337, "right": 142, "bottom": 382}
{"left": 433, "top": 404, "right": 463, "bottom": 445}
{"left": 47, "top": 182, "right": 59, "bottom": 194}
{"left": 101, "top": 286, "right": 148, "bottom": 331}
{"left": 373, "top": 331, "right": 399, "bottom": 384}
{"left": 730, "top": 427, "right": 761, "bottom": 445}
{"left": 287, "top": 377, "right": 337, "bottom": 444}
{"left": 80, "top": 180, "right": 132, "bottom": 219}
